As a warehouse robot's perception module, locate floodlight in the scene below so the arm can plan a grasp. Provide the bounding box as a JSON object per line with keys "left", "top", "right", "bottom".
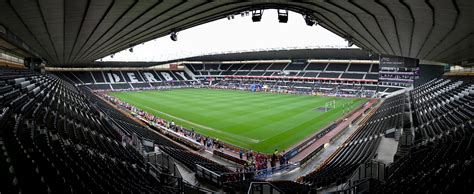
{"left": 252, "top": 10, "right": 263, "bottom": 22}
{"left": 278, "top": 9, "right": 288, "bottom": 23}
{"left": 304, "top": 15, "right": 316, "bottom": 26}
{"left": 347, "top": 41, "right": 354, "bottom": 47}
{"left": 170, "top": 32, "right": 178, "bottom": 41}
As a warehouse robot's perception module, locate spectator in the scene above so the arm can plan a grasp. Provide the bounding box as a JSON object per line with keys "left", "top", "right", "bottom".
{"left": 271, "top": 153, "right": 277, "bottom": 172}
{"left": 239, "top": 149, "right": 243, "bottom": 159}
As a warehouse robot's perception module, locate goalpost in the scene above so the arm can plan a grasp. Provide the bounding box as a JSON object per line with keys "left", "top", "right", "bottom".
{"left": 325, "top": 100, "right": 336, "bottom": 112}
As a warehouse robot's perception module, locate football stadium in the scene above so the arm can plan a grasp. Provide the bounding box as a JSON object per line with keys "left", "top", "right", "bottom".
{"left": 0, "top": 1, "right": 473, "bottom": 193}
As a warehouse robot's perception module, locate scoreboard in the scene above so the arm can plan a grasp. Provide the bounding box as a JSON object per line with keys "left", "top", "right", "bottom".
{"left": 379, "top": 55, "right": 419, "bottom": 68}
{"left": 378, "top": 55, "right": 420, "bottom": 91}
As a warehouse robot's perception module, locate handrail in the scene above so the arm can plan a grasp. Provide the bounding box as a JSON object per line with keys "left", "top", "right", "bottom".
{"left": 248, "top": 182, "right": 285, "bottom": 194}
{"left": 334, "top": 178, "right": 373, "bottom": 193}
{"left": 182, "top": 181, "right": 216, "bottom": 193}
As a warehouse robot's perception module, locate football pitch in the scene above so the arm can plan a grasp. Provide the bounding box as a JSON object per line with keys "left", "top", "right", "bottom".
{"left": 109, "top": 88, "right": 367, "bottom": 154}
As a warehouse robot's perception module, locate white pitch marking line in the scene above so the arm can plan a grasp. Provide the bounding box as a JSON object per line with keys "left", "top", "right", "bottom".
{"left": 141, "top": 105, "right": 261, "bottom": 143}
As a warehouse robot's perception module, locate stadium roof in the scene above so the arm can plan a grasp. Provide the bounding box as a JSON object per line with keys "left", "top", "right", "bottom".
{"left": 0, "top": 0, "right": 473, "bottom": 66}
{"left": 179, "top": 48, "right": 379, "bottom": 62}
{"left": 54, "top": 48, "right": 378, "bottom": 68}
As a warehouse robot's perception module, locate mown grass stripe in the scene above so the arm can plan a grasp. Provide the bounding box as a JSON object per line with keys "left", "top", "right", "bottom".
{"left": 110, "top": 88, "right": 367, "bottom": 153}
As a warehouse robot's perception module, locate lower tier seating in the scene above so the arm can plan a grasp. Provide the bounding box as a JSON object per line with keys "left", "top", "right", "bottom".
{"left": 0, "top": 68, "right": 180, "bottom": 193}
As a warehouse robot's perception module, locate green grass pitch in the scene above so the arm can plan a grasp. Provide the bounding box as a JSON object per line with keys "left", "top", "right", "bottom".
{"left": 109, "top": 88, "right": 367, "bottom": 154}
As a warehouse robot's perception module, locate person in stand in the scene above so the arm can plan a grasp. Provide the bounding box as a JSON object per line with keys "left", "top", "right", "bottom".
{"left": 195, "top": 134, "right": 200, "bottom": 142}
{"left": 239, "top": 149, "right": 244, "bottom": 159}
{"left": 279, "top": 154, "right": 285, "bottom": 168}
{"left": 265, "top": 157, "right": 269, "bottom": 170}
{"left": 244, "top": 160, "right": 249, "bottom": 171}
{"left": 271, "top": 153, "right": 277, "bottom": 172}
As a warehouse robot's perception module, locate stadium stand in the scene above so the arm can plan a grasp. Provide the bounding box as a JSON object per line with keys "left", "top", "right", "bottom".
{"left": 186, "top": 60, "right": 385, "bottom": 97}
{"left": 186, "top": 61, "right": 378, "bottom": 81}
{"left": 1, "top": 66, "right": 472, "bottom": 193}
{"left": 55, "top": 70, "right": 194, "bottom": 90}
{"left": 83, "top": 86, "right": 235, "bottom": 177}
{"left": 375, "top": 125, "right": 474, "bottom": 193}
{"left": 169, "top": 59, "right": 390, "bottom": 98}
{"left": 85, "top": 90, "right": 184, "bottom": 150}
{"left": 411, "top": 79, "right": 474, "bottom": 143}
{"left": 211, "top": 79, "right": 375, "bottom": 97}
{"left": 0, "top": 67, "right": 184, "bottom": 193}
{"left": 301, "top": 93, "right": 405, "bottom": 187}
{"left": 159, "top": 146, "right": 232, "bottom": 174}
{"left": 297, "top": 77, "right": 474, "bottom": 193}
{"left": 48, "top": 58, "right": 394, "bottom": 98}
{"left": 0, "top": 67, "right": 237, "bottom": 193}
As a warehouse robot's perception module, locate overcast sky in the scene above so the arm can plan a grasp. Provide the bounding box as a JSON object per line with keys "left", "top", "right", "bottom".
{"left": 100, "top": 10, "right": 355, "bottom": 62}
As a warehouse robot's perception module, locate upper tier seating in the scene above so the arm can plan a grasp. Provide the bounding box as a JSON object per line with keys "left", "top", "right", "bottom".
{"left": 318, "top": 72, "right": 340, "bottom": 78}
{"left": 284, "top": 61, "right": 308, "bottom": 71}
{"left": 185, "top": 61, "right": 379, "bottom": 82}
{"left": 56, "top": 70, "right": 193, "bottom": 84}
{"left": 55, "top": 70, "right": 194, "bottom": 90}
{"left": 370, "top": 64, "right": 379, "bottom": 72}
{"left": 305, "top": 62, "right": 328, "bottom": 71}
{"left": 268, "top": 63, "right": 289, "bottom": 70}
{"left": 239, "top": 63, "right": 257, "bottom": 70}
{"left": 365, "top": 74, "right": 379, "bottom": 80}
{"left": 348, "top": 63, "right": 372, "bottom": 72}
{"left": 325, "top": 63, "right": 348, "bottom": 72}
{"left": 341, "top": 73, "right": 365, "bottom": 79}
{"left": 204, "top": 64, "right": 220, "bottom": 70}
{"left": 252, "top": 64, "right": 272, "bottom": 71}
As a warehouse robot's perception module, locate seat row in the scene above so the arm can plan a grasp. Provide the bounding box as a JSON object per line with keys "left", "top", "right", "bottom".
{"left": 0, "top": 69, "right": 180, "bottom": 193}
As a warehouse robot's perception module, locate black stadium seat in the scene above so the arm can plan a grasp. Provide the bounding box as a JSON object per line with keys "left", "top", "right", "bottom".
{"left": 0, "top": 69, "right": 184, "bottom": 193}
{"left": 268, "top": 63, "right": 288, "bottom": 70}
{"left": 300, "top": 78, "right": 474, "bottom": 192}
{"left": 318, "top": 72, "right": 340, "bottom": 78}
{"left": 3, "top": 63, "right": 470, "bottom": 193}
{"left": 348, "top": 63, "right": 371, "bottom": 72}
{"left": 305, "top": 62, "right": 327, "bottom": 71}
{"left": 365, "top": 74, "right": 379, "bottom": 80}
{"left": 340, "top": 73, "right": 364, "bottom": 79}
{"left": 325, "top": 63, "right": 348, "bottom": 72}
